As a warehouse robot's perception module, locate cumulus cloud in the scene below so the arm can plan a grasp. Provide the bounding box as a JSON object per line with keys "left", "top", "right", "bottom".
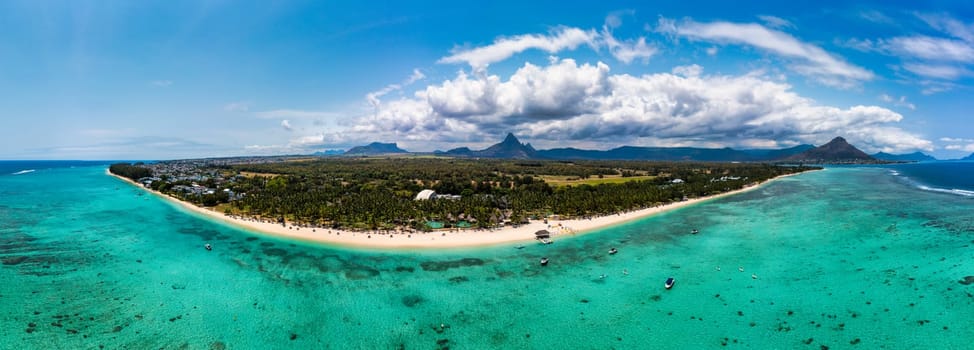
{"left": 438, "top": 15, "right": 660, "bottom": 71}
{"left": 658, "top": 17, "right": 873, "bottom": 88}
{"left": 438, "top": 27, "right": 598, "bottom": 72}
{"left": 281, "top": 119, "right": 293, "bottom": 131}
{"left": 338, "top": 59, "right": 931, "bottom": 153}
{"left": 671, "top": 64, "right": 703, "bottom": 77}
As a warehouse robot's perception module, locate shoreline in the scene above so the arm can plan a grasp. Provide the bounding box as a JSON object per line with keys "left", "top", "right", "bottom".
{"left": 108, "top": 169, "right": 814, "bottom": 250}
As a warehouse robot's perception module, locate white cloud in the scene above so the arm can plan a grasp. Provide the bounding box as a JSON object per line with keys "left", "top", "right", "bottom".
{"left": 671, "top": 64, "right": 703, "bottom": 77}
{"left": 846, "top": 14, "right": 974, "bottom": 91}
{"left": 705, "top": 47, "right": 719, "bottom": 56}
{"left": 224, "top": 101, "right": 251, "bottom": 112}
{"left": 917, "top": 80, "right": 959, "bottom": 95}
{"left": 281, "top": 119, "right": 293, "bottom": 131}
{"left": 290, "top": 134, "right": 327, "bottom": 147}
{"left": 902, "top": 63, "right": 972, "bottom": 80}
{"left": 658, "top": 17, "right": 873, "bottom": 88}
{"left": 366, "top": 68, "right": 426, "bottom": 108}
{"left": 945, "top": 144, "right": 974, "bottom": 152}
{"left": 337, "top": 59, "right": 931, "bottom": 153}
{"left": 151, "top": 80, "right": 173, "bottom": 87}
{"left": 437, "top": 16, "right": 662, "bottom": 71}
{"left": 918, "top": 13, "right": 974, "bottom": 43}
{"left": 438, "top": 27, "right": 598, "bottom": 72}
{"left": 883, "top": 36, "right": 974, "bottom": 62}
{"left": 941, "top": 136, "right": 974, "bottom": 153}
{"left": 859, "top": 10, "right": 894, "bottom": 25}
{"left": 758, "top": 15, "right": 795, "bottom": 30}
{"left": 254, "top": 109, "right": 339, "bottom": 119}
{"left": 878, "top": 94, "right": 916, "bottom": 110}
{"left": 601, "top": 14, "right": 657, "bottom": 64}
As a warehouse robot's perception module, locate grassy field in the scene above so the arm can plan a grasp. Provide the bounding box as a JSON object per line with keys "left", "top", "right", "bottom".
{"left": 239, "top": 171, "right": 280, "bottom": 178}
{"left": 540, "top": 174, "right": 657, "bottom": 187}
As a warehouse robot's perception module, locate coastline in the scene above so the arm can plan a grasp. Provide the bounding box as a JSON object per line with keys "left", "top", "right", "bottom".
{"left": 108, "top": 169, "right": 813, "bottom": 249}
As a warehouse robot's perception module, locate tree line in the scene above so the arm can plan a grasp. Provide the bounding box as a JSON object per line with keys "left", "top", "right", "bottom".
{"left": 109, "top": 163, "right": 152, "bottom": 181}
{"left": 205, "top": 158, "right": 816, "bottom": 231}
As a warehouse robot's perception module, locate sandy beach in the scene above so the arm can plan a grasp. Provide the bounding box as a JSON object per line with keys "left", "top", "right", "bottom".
{"left": 109, "top": 170, "right": 810, "bottom": 249}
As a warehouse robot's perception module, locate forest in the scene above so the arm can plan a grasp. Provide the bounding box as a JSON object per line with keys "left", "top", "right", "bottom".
{"left": 188, "top": 158, "right": 817, "bottom": 231}
{"left": 109, "top": 163, "right": 152, "bottom": 181}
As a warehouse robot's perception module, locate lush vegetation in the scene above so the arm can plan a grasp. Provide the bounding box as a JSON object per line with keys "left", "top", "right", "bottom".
{"left": 185, "top": 158, "right": 816, "bottom": 231}
{"left": 109, "top": 163, "right": 152, "bottom": 181}
{"left": 124, "top": 158, "right": 814, "bottom": 231}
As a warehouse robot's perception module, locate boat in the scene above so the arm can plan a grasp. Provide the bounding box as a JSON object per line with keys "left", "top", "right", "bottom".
{"left": 691, "top": 229, "right": 699, "bottom": 234}
{"left": 540, "top": 257, "right": 549, "bottom": 266}
{"left": 539, "top": 238, "right": 552, "bottom": 245}
{"left": 515, "top": 245, "right": 525, "bottom": 249}
{"left": 608, "top": 248, "right": 618, "bottom": 255}
{"left": 204, "top": 243, "right": 212, "bottom": 251}
{"left": 664, "top": 277, "right": 675, "bottom": 289}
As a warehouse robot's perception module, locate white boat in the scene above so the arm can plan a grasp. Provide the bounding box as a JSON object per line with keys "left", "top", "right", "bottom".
{"left": 664, "top": 277, "right": 675, "bottom": 289}
{"left": 608, "top": 248, "right": 618, "bottom": 255}
{"left": 540, "top": 257, "right": 549, "bottom": 266}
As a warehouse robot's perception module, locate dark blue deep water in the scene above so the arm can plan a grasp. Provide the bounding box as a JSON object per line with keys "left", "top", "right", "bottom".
{"left": 887, "top": 161, "right": 974, "bottom": 196}
{"left": 0, "top": 160, "right": 115, "bottom": 176}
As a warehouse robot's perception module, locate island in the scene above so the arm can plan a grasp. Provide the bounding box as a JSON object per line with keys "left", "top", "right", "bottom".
{"left": 109, "top": 157, "right": 817, "bottom": 248}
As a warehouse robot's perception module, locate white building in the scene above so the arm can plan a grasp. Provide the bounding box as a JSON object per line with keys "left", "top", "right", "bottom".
{"left": 414, "top": 189, "right": 436, "bottom": 200}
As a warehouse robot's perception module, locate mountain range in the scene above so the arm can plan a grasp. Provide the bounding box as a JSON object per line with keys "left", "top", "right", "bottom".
{"left": 871, "top": 151, "right": 936, "bottom": 162}
{"left": 344, "top": 142, "right": 408, "bottom": 155}
{"left": 336, "top": 133, "right": 935, "bottom": 163}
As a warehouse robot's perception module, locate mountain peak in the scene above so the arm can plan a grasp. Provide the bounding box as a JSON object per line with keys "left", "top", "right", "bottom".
{"left": 789, "top": 136, "right": 876, "bottom": 163}
{"left": 442, "top": 133, "right": 536, "bottom": 159}
{"left": 825, "top": 136, "right": 848, "bottom": 145}
{"left": 502, "top": 133, "right": 520, "bottom": 145}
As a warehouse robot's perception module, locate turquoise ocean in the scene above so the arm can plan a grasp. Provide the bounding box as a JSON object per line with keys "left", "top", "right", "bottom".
{"left": 2, "top": 161, "right": 973, "bottom": 349}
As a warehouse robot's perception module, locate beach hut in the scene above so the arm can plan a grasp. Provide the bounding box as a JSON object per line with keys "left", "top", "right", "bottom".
{"left": 535, "top": 230, "right": 551, "bottom": 239}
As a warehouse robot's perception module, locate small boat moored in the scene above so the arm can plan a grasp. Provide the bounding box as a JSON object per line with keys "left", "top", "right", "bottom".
{"left": 204, "top": 243, "right": 212, "bottom": 251}
{"left": 664, "top": 277, "right": 675, "bottom": 289}
{"left": 540, "top": 257, "right": 549, "bottom": 266}
{"left": 608, "top": 248, "right": 618, "bottom": 255}
{"left": 691, "top": 229, "right": 699, "bottom": 234}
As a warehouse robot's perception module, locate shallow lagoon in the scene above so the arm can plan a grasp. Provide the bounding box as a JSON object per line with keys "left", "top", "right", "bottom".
{"left": 2, "top": 165, "right": 972, "bottom": 349}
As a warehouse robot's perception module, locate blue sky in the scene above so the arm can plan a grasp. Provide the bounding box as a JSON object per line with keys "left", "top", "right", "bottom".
{"left": 2, "top": 0, "right": 974, "bottom": 160}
